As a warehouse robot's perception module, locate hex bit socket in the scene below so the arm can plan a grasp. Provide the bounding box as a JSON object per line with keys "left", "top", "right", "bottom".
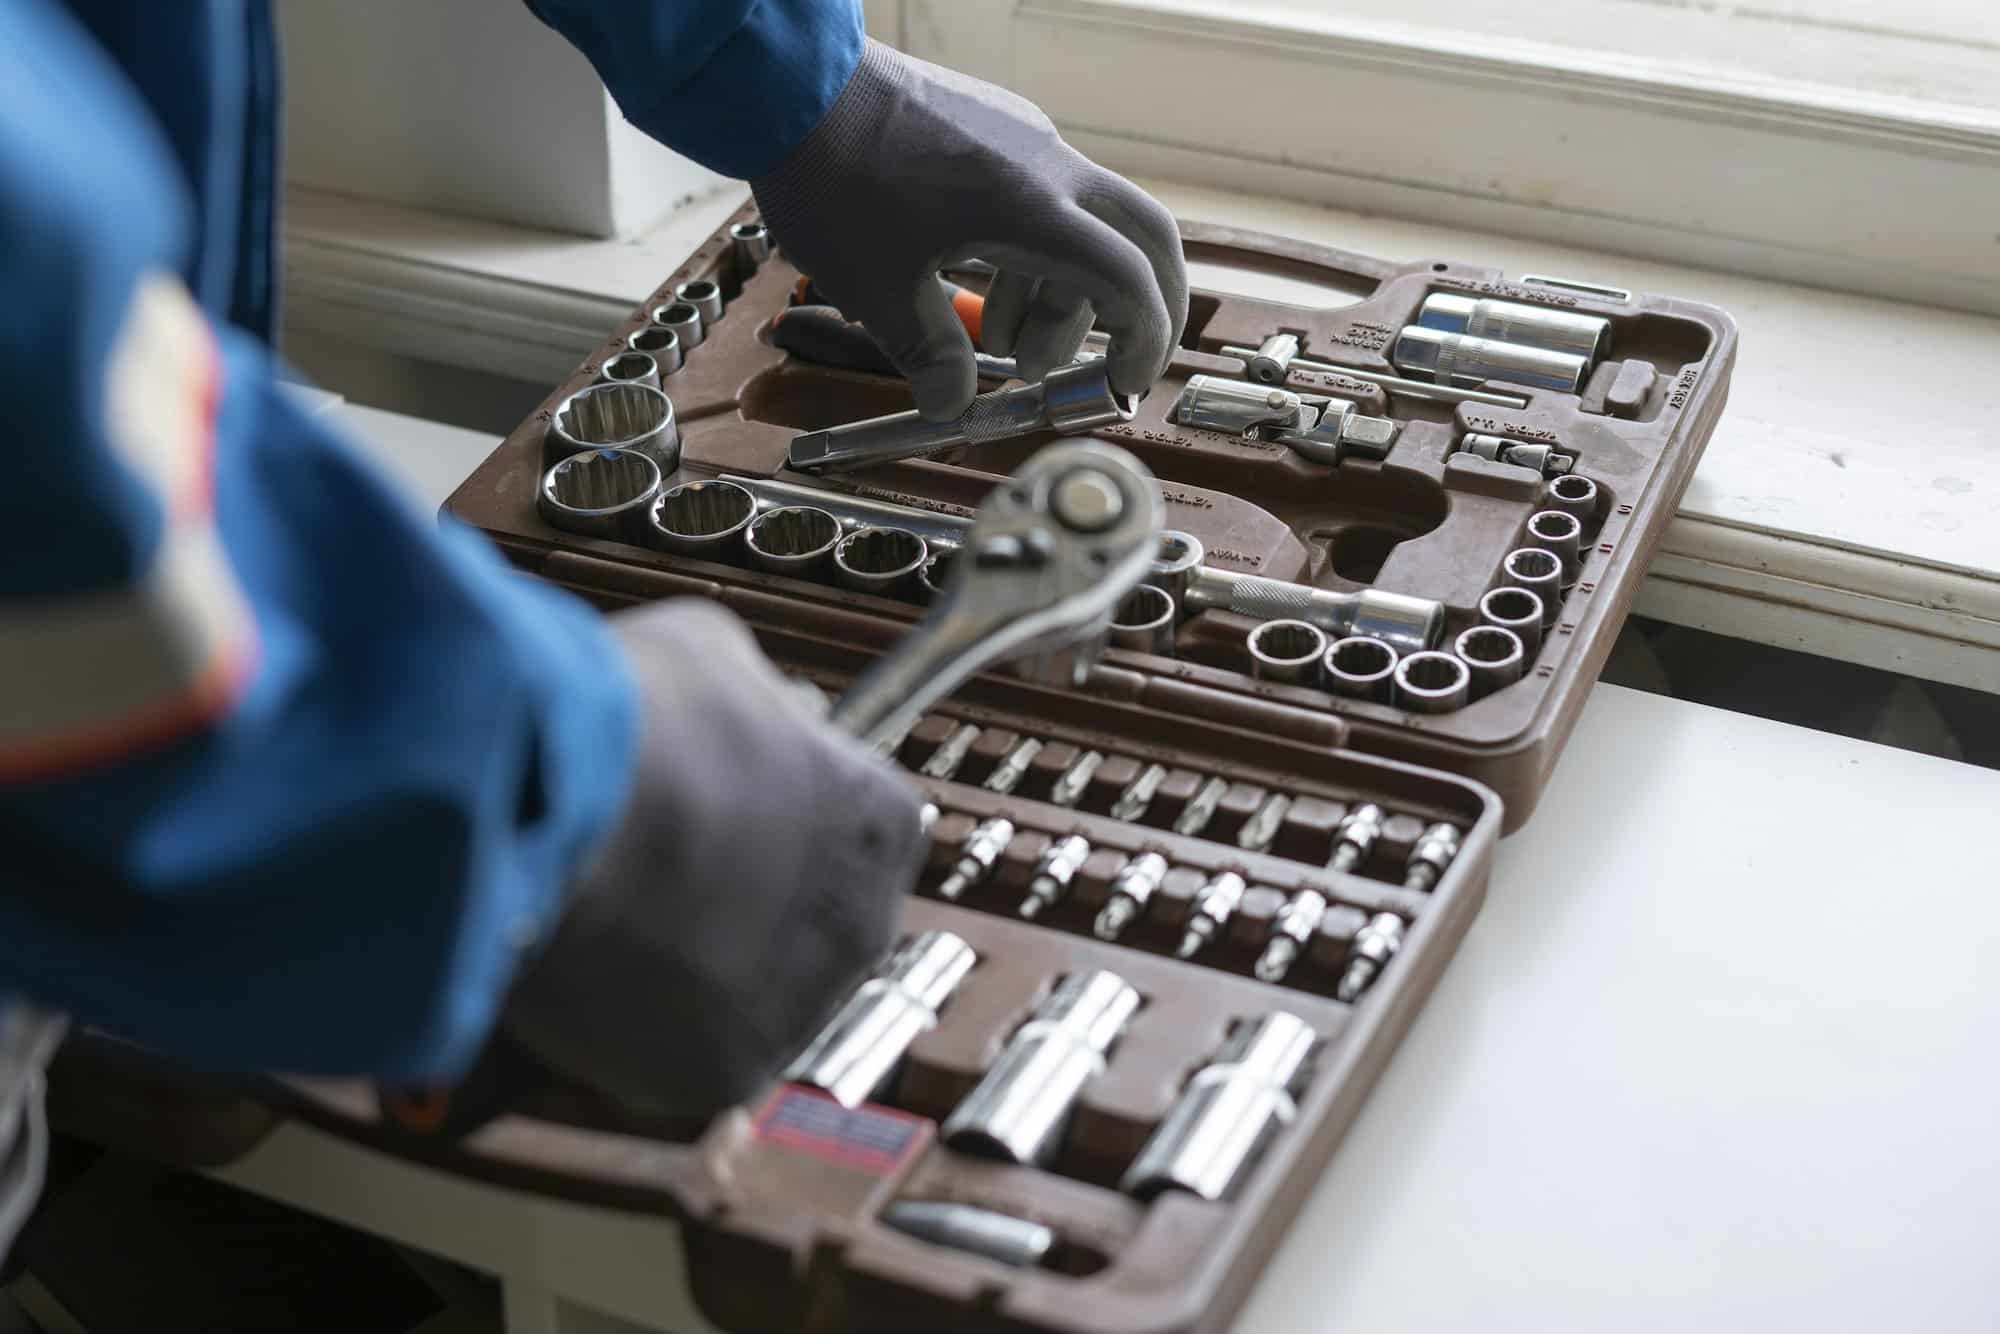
{"left": 937, "top": 817, "right": 1014, "bottom": 900}
{"left": 1526, "top": 508, "right": 1584, "bottom": 580}
{"left": 1336, "top": 912, "right": 1406, "bottom": 1002}
{"left": 1176, "top": 871, "right": 1247, "bottom": 959}
{"left": 1019, "top": 834, "right": 1090, "bottom": 919}
{"left": 537, "top": 448, "right": 662, "bottom": 544}
{"left": 784, "top": 930, "right": 976, "bottom": 1108}
{"left": 1094, "top": 852, "right": 1170, "bottom": 941}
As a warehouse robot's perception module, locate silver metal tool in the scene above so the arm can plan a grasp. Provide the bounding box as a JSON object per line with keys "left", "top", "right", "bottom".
{"left": 546, "top": 381, "right": 680, "bottom": 472}
{"left": 1110, "top": 763, "right": 1168, "bottom": 823}
{"left": 917, "top": 550, "right": 955, "bottom": 602}
{"left": 745, "top": 505, "right": 842, "bottom": 577}
{"left": 1546, "top": 471, "right": 1600, "bottom": 518}
{"left": 1109, "top": 584, "right": 1177, "bottom": 656}
{"left": 784, "top": 930, "right": 976, "bottom": 1107}
{"left": 1455, "top": 624, "right": 1526, "bottom": 699}
{"left": 1501, "top": 547, "right": 1565, "bottom": 626}
{"left": 1121, "top": 1011, "right": 1316, "bottom": 1201}
{"left": 826, "top": 442, "right": 1162, "bottom": 749}
{"left": 1526, "top": 508, "right": 1583, "bottom": 581}
{"left": 919, "top": 802, "right": 940, "bottom": 835}
{"left": 537, "top": 448, "right": 662, "bottom": 544}
{"left": 1479, "top": 585, "right": 1545, "bottom": 655}
{"left": 1176, "top": 871, "right": 1247, "bottom": 959}
{"left": 1239, "top": 794, "right": 1292, "bottom": 854}
{"left": 1248, "top": 620, "right": 1327, "bottom": 687}
{"left": 1094, "top": 852, "right": 1170, "bottom": 941}
{"left": 881, "top": 1201, "right": 1054, "bottom": 1269}
{"left": 1173, "top": 776, "right": 1230, "bottom": 838}
{"left": 1457, "top": 434, "right": 1577, "bottom": 477}
{"left": 1418, "top": 292, "right": 1610, "bottom": 362}
{"left": 652, "top": 300, "right": 704, "bottom": 351}
{"left": 1019, "top": 834, "right": 1090, "bottom": 920}
{"left": 599, "top": 350, "right": 661, "bottom": 392}
{"left": 1336, "top": 911, "right": 1405, "bottom": 1002}
{"left": 1255, "top": 886, "right": 1330, "bottom": 983}
{"left": 1242, "top": 333, "right": 1300, "bottom": 384}
{"left": 942, "top": 969, "right": 1141, "bottom": 1166}
{"left": 1394, "top": 651, "right": 1471, "bottom": 713}
{"left": 1324, "top": 635, "right": 1398, "bottom": 702}
{"left": 789, "top": 359, "right": 1137, "bottom": 472}
{"left": 626, "top": 324, "right": 685, "bottom": 376}
{"left": 1330, "top": 802, "right": 1385, "bottom": 875}
{"left": 722, "top": 476, "right": 976, "bottom": 553}
{"left": 937, "top": 817, "right": 1014, "bottom": 901}
{"left": 1048, "top": 750, "right": 1103, "bottom": 809}
{"left": 1173, "top": 375, "right": 1398, "bottom": 467}
{"left": 1186, "top": 569, "right": 1442, "bottom": 656}
{"left": 730, "top": 219, "right": 773, "bottom": 270}
{"left": 1221, "top": 341, "right": 1529, "bottom": 410}
{"left": 833, "top": 526, "right": 928, "bottom": 597}
{"left": 1393, "top": 326, "right": 1589, "bottom": 395}
{"left": 921, "top": 723, "right": 982, "bottom": 781}
{"left": 649, "top": 478, "right": 756, "bottom": 559}
{"left": 984, "top": 738, "right": 1044, "bottom": 796}
{"left": 1147, "top": 530, "right": 1205, "bottom": 605}
{"left": 674, "top": 278, "right": 724, "bottom": 326}
{"left": 1402, "top": 822, "right": 1462, "bottom": 894}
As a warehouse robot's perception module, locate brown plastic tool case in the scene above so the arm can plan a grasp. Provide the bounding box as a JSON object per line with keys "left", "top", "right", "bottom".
{"left": 289, "top": 208, "right": 1733, "bottom": 1332}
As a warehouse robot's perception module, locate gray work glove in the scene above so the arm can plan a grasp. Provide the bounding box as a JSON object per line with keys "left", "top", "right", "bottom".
{"left": 753, "top": 39, "right": 1189, "bottom": 421}
{"left": 501, "top": 600, "right": 927, "bottom": 1118}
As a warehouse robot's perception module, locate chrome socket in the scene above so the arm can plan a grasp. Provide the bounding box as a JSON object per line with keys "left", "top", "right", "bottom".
{"left": 1501, "top": 547, "right": 1565, "bottom": 626}
{"left": 1526, "top": 508, "right": 1583, "bottom": 581}
{"left": 627, "top": 323, "right": 685, "bottom": 376}
{"left": 1109, "top": 584, "right": 1177, "bottom": 656}
{"left": 1418, "top": 292, "right": 1610, "bottom": 363}
{"left": 783, "top": 930, "right": 977, "bottom": 1108}
{"left": 730, "top": 219, "right": 774, "bottom": 270}
{"left": 917, "top": 550, "right": 956, "bottom": 603}
{"left": 1393, "top": 651, "right": 1471, "bottom": 714}
{"left": 652, "top": 299, "right": 705, "bottom": 351}
{"left": 1454, "top": 625, "right": 1527, "bottom": 699}
{"left": 942, "top": 970, "right": 1141, "bottom": 1167}
{"left": 599, "top": 350, "right": 661, "bottom": 392}
{"left": 1247, "top": 620, "right": 1327, "bottom": 687}
{"left": 1393, "top": 325, "right": 1588, "bottom": 395}
{"left": 650, "top": 478, "right": 756, "bottom": 560}
{"left": 745, "top": 505, "right": 842, "bottom": 578}
{"left": 1094, "top": 852, "right": 1169, "bottom": 942}
{"left": 1546, "top": 471, "right": 1601, "bottom": 519}
{"left": 1244, "top": 332, "right": 1301, "bottom": 385}
{"left": 1323, "top": 635, "right": 1399, "bottom": 702}
{"left": 1146, "top": 530, "right": 1204, "bottom": 606}
{"left": 833, "top": 526, "right": 928, "bottom": 598}
{"left": 1478, "top": 585, "right": 1545, "bottom": 655}
{"left": 1122, "top": 1011, "right": 1315, "bottom": 1202}
{"left": 546, "top": 381, "right": 679, "bottom": 472}
{"left": 537, "top": 447, "right": 662, "bottom": 544}
{"left": 674, "top": 278, "right": 724, "bottom": 326}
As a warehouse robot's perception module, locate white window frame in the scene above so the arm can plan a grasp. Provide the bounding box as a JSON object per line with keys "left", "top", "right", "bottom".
{"left": 885, "top": 0, "right": 2000, "bottom": 318}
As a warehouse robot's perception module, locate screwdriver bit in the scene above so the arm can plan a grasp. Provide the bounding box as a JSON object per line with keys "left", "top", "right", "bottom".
{"left": 920, "top": 723, "right": 981, "bottom": 781}
{"left": 1094, "top": 852, "right": 1169, "bottom": 941}
{"left": 1048, "top": 750, "right": 1103, "bottom": 809}
{"left": 1110, "top": 763, "right": 1168, "bottom": 823}
{"left": 1336, "top": 911, "right": 1405, "bottom": 1002}
{"left": 984, "top": 737, "right": 1044, "bottom": 796}
{"left": 1019, "top": 834, "right": 1091, "bottom": 920}
{"left": 1176, "top": 871, "right": 1247, "bottom": 959}
{"left": 1402, "top": 822, "right": 1462, "bottom": 893}
{"left": 937, "top": 817, "right": 1014, "bottom": 901}
{"left": 1173, "top": 776, "right": 1230, "bottom": 838}
{"left": 1237, "top": 793, "right": 1293, "bottom": 854}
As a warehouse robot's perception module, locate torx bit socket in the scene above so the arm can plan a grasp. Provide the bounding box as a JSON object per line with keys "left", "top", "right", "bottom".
{"left": 1020, "top": 834, "right": 1091, "bottom": 920}
{"left": 920, "top": 723, "right": 982, "bottom": 780}
{"left": 1478, "top": 586, "right": 1545, "bottom": 656}
{"left": 1255, "top": 887, "right": 1329, "bottom": 983}
{"left": 1329, "top": 803, "right": 1385, "bottom": 875}
{"left": 984, "top": 738, "right": 1044, "bottom": 796}
{"left": 1238, "top": 793, "right": 1293, "bottom": 854}
{"left": 1176, "top": 871, "right": 1248, "bottom": 959}
{"left": 1173, "top": 776, "right": 1231, "bottom": 838}
{"left": 1243, "top": 332, "right": 1300, "bottom": 384}
{"left": 881, "top": 1201, "right": 1055, "bottom": 1269}
{"left": 1336, "top": 911, "right": 1405, "bottom": 1002}
{"left": 1048, "top": 750, "right": 1103, "bottom": 809}
{"left": 1109, "top": 763, "right": 1168, "bottom": 823}
{"left": 942, "top": 970, "right": 1141, "bottom": 1166}
{"left": 1121, "top": 1010, "right": 1317, "bottom": 1201}
{"left": 1094, "top": 852, "right": 1170, "bottom": 941}
{"left": 626, "top": 324, "right": 684, "bottom": 376}
{"left": 937, "top": 817, "right": 1014, "bottom": 901}
{"left": 1402, "top": 821, "right": 1462, "bottom": 893}
{"left": 652, "top": 300, "right": 705, "bottom": 351}
{"left": 783, "top": 930, "right": 976, "bottom": 1107}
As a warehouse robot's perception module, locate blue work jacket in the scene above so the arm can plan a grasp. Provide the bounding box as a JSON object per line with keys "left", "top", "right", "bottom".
{"left": 0, "top": 0, "right": 861, "bottom": 1082}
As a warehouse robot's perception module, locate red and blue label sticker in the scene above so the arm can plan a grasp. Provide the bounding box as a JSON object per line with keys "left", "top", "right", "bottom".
{"left": 754, "top": 1086, "right": 928, "bottom": 1176}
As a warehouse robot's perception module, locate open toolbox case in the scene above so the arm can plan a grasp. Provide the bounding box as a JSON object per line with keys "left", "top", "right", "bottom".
{"left": 166, "top": 207, "right": 1733, "bottom": 1333}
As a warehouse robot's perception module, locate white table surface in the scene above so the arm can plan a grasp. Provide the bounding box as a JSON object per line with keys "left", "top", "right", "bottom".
{"left": 209, "top": 402, "right": 2000, "bottom": 1333}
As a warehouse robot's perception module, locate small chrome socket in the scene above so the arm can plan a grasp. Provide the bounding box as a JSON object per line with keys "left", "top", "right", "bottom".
{"left": 537, "top": 447, "right": 662, "bottom": 544}
{"left": 1146, "top": 530, "right": 1204, "bottom": 606}
{"left": 746, "top": 505, "right": 841, "bottom": 577}
{"left": 1501, "top": 548, "right": 1565, "bottom": 626}
{"left": 626, "top": 324, "right": 684, "bottom": 376}
{"left": 1248, "top": 620, "right": 1327, "bottom": 687}
{"left": 1109, "top": 585, "right": 1176, "bottom": 656}
{"left": 1526, "top": 509, "right": 1583, "bottom": 581}
{"left": 650, "top": 479, "right": 756, "bottom": 560}
{"left": 731, "top": 219, "right": 773, "bottom": 270}
{"left": 1478, "top": 585, "right": 1545, "bottom": 655}
{"left": 1393, "top": 650, "right": 1471, "bottom": 713}
{"left": 833, "top": 526, "right": 928, "bottom": 597}
{"left": 546, "top": 381, "right": 679, "bottom": 473}
{"left": 1546, "top": 471, "right": 1600, "bottom": 519}
{"left": 598, "top": 350, "right": 660, "bottom": 392}
{"left": 1323, "top": 635, "right": 1399, "bottom": 702}
{"left": 1454, "top": 625, "right": 1527, "bottom": 699}
{"left": 674, "top": 279, "right": 724, "bottom": 327}
{"left": 652, "top": 300, "right": 705, "bottom": 351}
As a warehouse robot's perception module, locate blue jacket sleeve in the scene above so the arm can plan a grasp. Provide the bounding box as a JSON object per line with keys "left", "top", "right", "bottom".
{"left": 0, "top": 0, "right": 636, "bottom": 1083}
{"left": 522, "top": 0, "right": 864, "bottom": 179}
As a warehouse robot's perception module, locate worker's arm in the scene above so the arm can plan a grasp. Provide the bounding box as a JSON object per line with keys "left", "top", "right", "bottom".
{"left": 0, "top": 0, "right": 922, "bottom": 1100}
{"left": 524, "top": 1, "right": 1190, "bottom": 420}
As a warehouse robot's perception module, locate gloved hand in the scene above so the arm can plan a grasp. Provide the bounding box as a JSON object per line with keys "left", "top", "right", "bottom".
{"left": 500, "top": 600, "right": 927, "bottom": 1118}
{"left": 753, "top": 39, "right": 1189, "bottom": 421}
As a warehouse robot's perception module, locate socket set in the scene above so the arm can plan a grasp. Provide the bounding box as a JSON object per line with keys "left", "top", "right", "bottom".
{"left": 272, "top": 206, "right": 1732, "bottom": 1333}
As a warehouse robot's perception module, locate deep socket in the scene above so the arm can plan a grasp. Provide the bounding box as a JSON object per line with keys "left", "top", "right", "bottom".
{"left": 1454, "top": 624, "right": 1527, "bottom": 699}
{"left": 983, "top": 737, "right": 1043, "bottom": 796}
{"left": 1402, "top": 822, "right": 1462, "bottom": 893}
{"left": 1394, "top": 651, "right": 1471, "bottom": 713}
{"left": 1173, "top": 776, "right": 1231, "bottom": 837}
{"left": 834, "top": 526, "right": 927, "bottom": 598}
{"left": 730, "top": 219, "right": 773, "bottom": 270}
{"left": 1336, "top": 912, "right": 1405, "bottom": 1002}
{"left": 649, "top": 479, "right": 756, "bottom": 560}
{"left": 937, "top": 817, "right": 1014, "bottom": 900}
{"left": 942, "top": 970, "right": 1142, "bottom": 1166}
{"left": 1109, "top": 584, "right": 1177, "bottom": 656}
{"left": 1546, "top": 471, "right": 1600, "bottom": 518}
{"left": 1019, "top": 834, "right": 1090, "bottom": 919}
{"left": 1478, "top": 585, "right": 1545, "bottom": 655}
{"left": 1247, "top": 620, "right": 1327, "bottom": 687}
{"left": 1502, "top": 547, "right": 1565, "bottom": 626}
{"left": 745, "top": 505, "right": 842, "bottom": 578}
{"left": 599, "top": 350, "right": 661, "bottom": 392}
{"left": 920, "top": 723, "right": 982, "bottom": 781}
{"left": 651, "top": 300, "right": 705, "bottom": 351}
{"left": 674, "top": 279, "right": 724, "bottom": 326}
{"left": 537, "top": 447, "right": 662, "bottom": 544}
{"left": 1175, "top": 871, "right": 1247, "bottom": 959}
{"left": 1048, "top": 751, "right": 1103, "bottom": 809}
{"left": 1418, "top": 292, "right": 1610, "bottom": 362}
{"left": 1323, "top": 635, "right": 1399, "bottom": 702}
{"left": 881, "top": 1201, "right": 1054, "bottom": 1269}
{"left": 1122, "top": 1011, "right": 1316, "bottom": 1201}
{"left": 1146, "top": 530, "right": 1205, "bottom": 605}
{"left": 1526, "top": 508, "right": 1583, "bottom": 580}
{"left": 626, "top": 324, "right": 685, "bottom": 375}
{"left": 546, "top": 381, "right": 679, "bottom": 472}
{"left": 1094, "top": 852, "right": 1170, "bottom": 940}
{"left": 1109, "top": 763, "right": 1168, "bottom": 823}
{"left": 1392, "top": 326, "right": 1589, "bottom": 394}
{"left": 783, "top": 930, "right": 976, "bottom": 1107}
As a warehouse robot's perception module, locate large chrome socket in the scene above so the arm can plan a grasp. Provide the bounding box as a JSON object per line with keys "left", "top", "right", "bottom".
{"left": 1247, "top": 620, "right": 1328, "bottom": 686}
{"left": 1478, "top": 585, "right": 1545, "bottom": 655}
{"left": 626, "top": 324, "right": 685, "bottom": 376}
{"left": 547, "top": 381, "right": 679, "bottom": 472}
{"left": 783, "top": 930, "right": 977, "bottom": 1109}
{"left": 1418, "top": 292, "right": 1610, "bottom": 362}
{"left": 942, "top": 970, "right": 1141, "bottom": 1167}
{"left": 1109, "top": 585, "right": 1177, "bottom": 656}
{"left": 537, "top": 448, "right": 662, "bottom": 544}
{"left": 652, "top": 300, "right": 705, "bottom": 351}
{"left": 1392, "top": 325, "right": 1588, "bottom": 395}
{"left": 650, "top": 479, "right": 756, "bottom": 560}
{"left": 1323, "top": 635, "right": 1399, "bottom": 702}
{"left": 1393, "top": 651, "right": 1471, "bottom": 713}
{"left": 1454, "top": 624, "right": 1527, "bottom": 699}
{"left": 833, "top": 526, "right": 927, "bottom": 598}
{"left": 674, "top": 279, "right": 724, "bottom": 327}
{"left": 917, "top": 550, "right": 956, "bottom": 603}
{"left": 746, "top": 505, "right": 842, "bottom": 577}
{"left": 1120, "top": 1011, "right": 1317, "bottom": 1202}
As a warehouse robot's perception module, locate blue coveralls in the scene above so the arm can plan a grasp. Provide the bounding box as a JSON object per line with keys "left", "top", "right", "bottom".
{"left": 0, "top": 0, "right": 862, "bottom": 1097}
